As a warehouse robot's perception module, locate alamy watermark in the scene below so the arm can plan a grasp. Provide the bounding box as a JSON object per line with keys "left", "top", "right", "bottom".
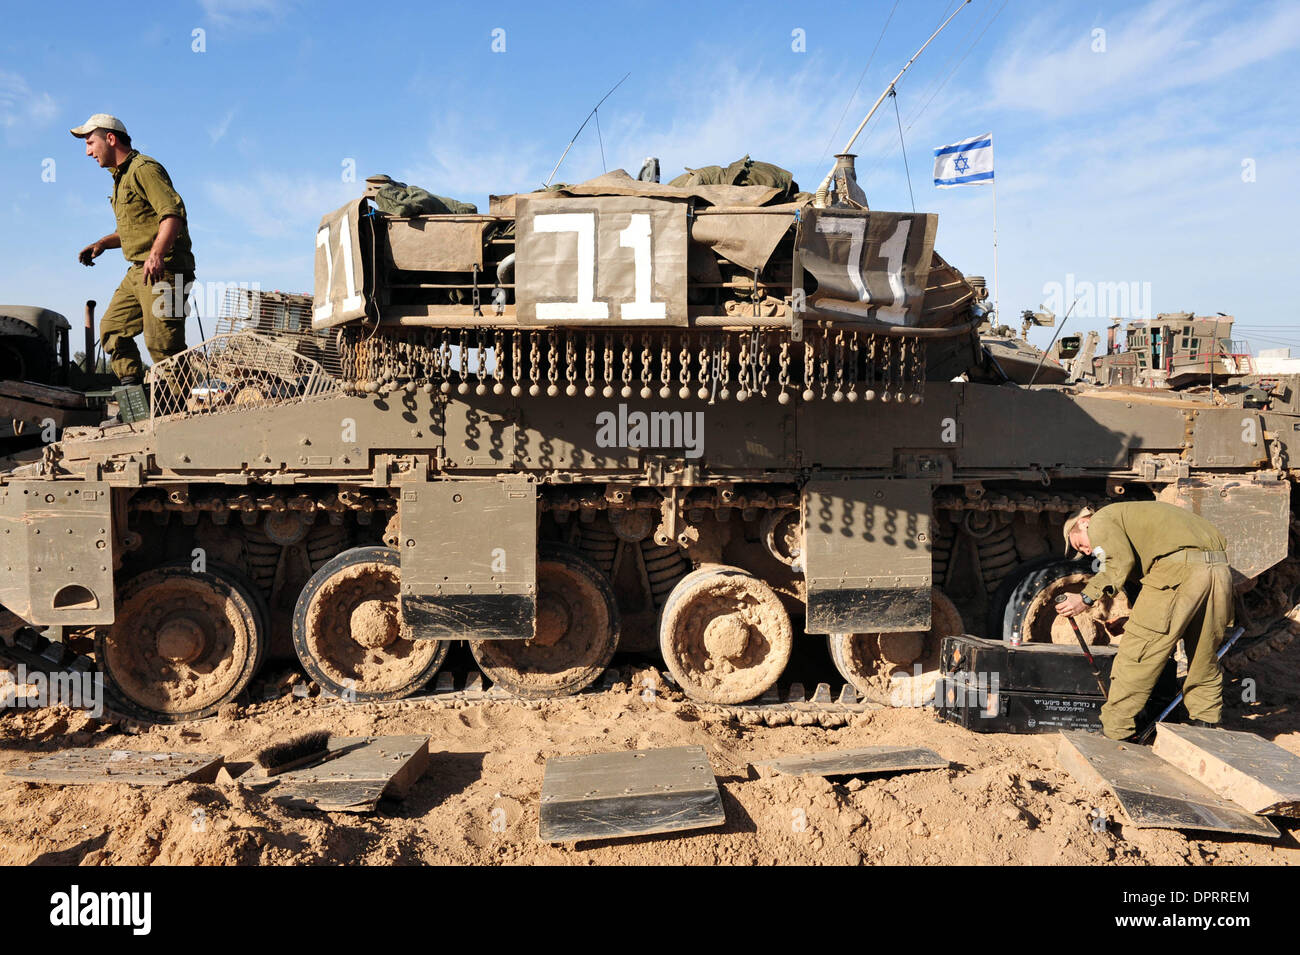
{"left": 891, "top": 664, "right": 1000, "bottom": 717}
{"left": 50, "top": 885, "right": 150, "bottom": 935}
{"left": 150, "top": 279, "right": 262, "bottom": 320}
{"left": 1041, "top": 273, "right": 1152, "bottom": 321}
{"left": 1, "top": 664, "right": 103, "bottom": 718}
{"left": 595, "top": 404, "right": 704, "bottom": 459}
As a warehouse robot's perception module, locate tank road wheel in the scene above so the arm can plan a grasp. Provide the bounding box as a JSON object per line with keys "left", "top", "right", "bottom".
{"left": 469, "top": 545, "right": 619, "bottom": 699}
{"left": 827, "top": 588, "right": 963, "bottom": 702}
{"left": 990, "top": 557, "right": 1131, "bottom": 646}
{"left": 293, "top": 546, "right": 449, "bottom": 701}
{"left": 658, "top": 565, "right": 793, "bottom": 705}
{"left": 95, "top": 564, "right": 267, "bottom": 723}
{"left": 228, "top": 563, "right": 272, "bottom": 678}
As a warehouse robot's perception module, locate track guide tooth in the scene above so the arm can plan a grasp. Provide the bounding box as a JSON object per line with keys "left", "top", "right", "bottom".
{"left": 434, "top": 672, "right": 455, "bottom": 694}
{"left": 15, "top": 631, "right": 42, "bottom": 652}
{"left": 811, "top": 682, "right": 833, "bottom": 703}
{"left": 40, "top": 642, "right": 68, "bottom": 666}
{"left": 785, "top": 682, "right": 806, "bottom": 703}
{"left": 0, "top": 630, "right": 103, "bottom": 715}
{"left": 836, "top": 684, "right": 859, "bottom": 705}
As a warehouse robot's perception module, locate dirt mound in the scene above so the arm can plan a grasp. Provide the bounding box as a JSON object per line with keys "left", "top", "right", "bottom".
{"left": 1, "top": 641, "right": 1298, "bottom": 866}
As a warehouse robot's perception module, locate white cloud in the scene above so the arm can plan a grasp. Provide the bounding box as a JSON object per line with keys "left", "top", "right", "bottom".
{"left": 209, "top": 108, "right": 237, "bottom": 145}
{"left": 989, "top": 0, "right": 1300, "bottom": 115}
{"left": 405, "top": 57, "right": 870, "bottom": 209}
{"left": 403, "top": 114, "right": 552, "bottom": 203}
{"left": 0, "top": 70, "right": 57, "bottom": 129}
{"left": 204, "top": 172, "right": 355, "bottom": 240}
{"left": 198, "top": 0, "right": 297, "bottom": 28}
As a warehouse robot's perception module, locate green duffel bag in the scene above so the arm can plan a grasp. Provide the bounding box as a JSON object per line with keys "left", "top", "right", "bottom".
{"left": 374, "top": 183, "right": 477, "bottom": 216}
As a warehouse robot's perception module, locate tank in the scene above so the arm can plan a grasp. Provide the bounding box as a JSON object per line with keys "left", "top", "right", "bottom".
{"left": 0, "top": 303, "right": 114, "bottom": 459}
{"left": 1092, "top": 313, "right": 1247, "bottom": 388}
{"left": 1, "top": 164, "right": 1296, "bottom": 722}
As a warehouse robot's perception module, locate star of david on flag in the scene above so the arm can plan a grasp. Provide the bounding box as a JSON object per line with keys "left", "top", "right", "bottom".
{"left": 933, "top": 133, "right": 993, "bottom": 188}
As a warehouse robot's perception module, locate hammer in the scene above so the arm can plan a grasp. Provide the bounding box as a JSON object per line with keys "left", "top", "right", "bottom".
{"left": 1055, "top": 592, "right": 1109, "bottom": 697}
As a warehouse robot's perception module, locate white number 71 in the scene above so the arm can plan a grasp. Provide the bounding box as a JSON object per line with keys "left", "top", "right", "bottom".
{"left": 315, "top": 214, "right": 364, "bottom": 325}
{"left": 815, "top": 215, "right": 910, "bottom": 323}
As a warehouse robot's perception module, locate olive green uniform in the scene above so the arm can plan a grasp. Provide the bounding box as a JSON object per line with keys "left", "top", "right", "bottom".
{"left": 1080, "top": 502, "right": 1232, "bottom": 740}
{"left": 99, "top": 151, "right": 195, "bottom": 381}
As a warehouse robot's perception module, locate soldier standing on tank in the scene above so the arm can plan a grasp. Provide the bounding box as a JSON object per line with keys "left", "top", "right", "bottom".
{"left": 72, "top": 114, "right": 195, "bottom": 386}
{"left": 1056, "top": 501, "right": 1233, "bottom": 742}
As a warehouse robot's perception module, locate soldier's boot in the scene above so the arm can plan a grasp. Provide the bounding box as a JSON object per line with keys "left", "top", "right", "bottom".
{"left": 99, "top": 375, "right": 137, "bottom": 425}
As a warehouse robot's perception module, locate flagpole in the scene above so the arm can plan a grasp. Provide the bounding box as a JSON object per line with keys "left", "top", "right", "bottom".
{"left": 992, "top": 175, "right": 1000, "bottom": 325}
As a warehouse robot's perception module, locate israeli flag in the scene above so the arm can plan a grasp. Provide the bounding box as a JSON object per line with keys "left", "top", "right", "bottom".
{"left": 933, "top": 133, "right": 993, "bottom": 188}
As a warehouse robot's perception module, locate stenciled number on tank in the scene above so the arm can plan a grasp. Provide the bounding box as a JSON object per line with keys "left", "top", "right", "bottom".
{"left": 815, "top": 215, "right": 910, "bottom": 314}
{"left": 533, "top": 211, "right": 666, "bottom": 322}
{"left": 315, "top": 213, "right": 364, "bottom": 325}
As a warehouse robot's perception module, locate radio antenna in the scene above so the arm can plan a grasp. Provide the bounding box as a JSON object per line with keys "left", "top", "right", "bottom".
{"left": 813, "top": 0, "right": 971, "bottom": 207}
{"left": 544, "top": 72, "right": 631, "bottom": 188}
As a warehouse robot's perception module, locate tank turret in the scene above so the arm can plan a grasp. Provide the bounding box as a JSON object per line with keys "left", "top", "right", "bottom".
{"left": 311, "top": 169, "right": 984, "bottom": 409}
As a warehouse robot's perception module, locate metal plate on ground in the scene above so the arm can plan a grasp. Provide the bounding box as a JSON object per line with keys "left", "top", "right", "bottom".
{"left": 1057, "top": 731, "right": 1279, "bottom": 837}
{"left": 5, "top": 749, "right": 222, "bottom": 786}
{"left": 539, "top": 745, "right": 724, "bottom": 843}
{"left": 753, "top": 746, "right": 947, "bottom": 778}
{"left": 1153, "top": 724, "right": 1300, "bottom": 817}
{"left": 268, "top": 735, "right": 429, "bottom": 813}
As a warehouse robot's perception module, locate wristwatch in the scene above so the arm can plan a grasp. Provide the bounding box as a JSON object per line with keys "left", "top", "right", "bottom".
{"left": 1080, "top": 594, "right": 1095, "bottom": 607}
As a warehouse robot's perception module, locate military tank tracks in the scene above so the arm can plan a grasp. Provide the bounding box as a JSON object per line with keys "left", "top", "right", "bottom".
{"left": 1, "top": 631, "right": 875, "bottom": 728}
{"left": 1, "top": 627, "right": 96, "bottom": 679}
{"left": 12, "top": 488, "right": 1295, "bottom": 723}
{"left": 288, "top": 664, "right": 880, "bottom": 727}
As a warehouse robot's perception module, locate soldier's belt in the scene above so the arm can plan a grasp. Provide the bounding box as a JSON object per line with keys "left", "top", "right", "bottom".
{"left": 1159, "top": 549, "right": 1228, "bottom": 564}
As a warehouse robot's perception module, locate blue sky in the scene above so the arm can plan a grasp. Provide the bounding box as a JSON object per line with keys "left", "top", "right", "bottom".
{"left": 2, "top": 0, "right": 1298, "bottom": 355}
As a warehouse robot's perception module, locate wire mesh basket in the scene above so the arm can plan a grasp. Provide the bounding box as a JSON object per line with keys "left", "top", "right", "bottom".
{"left": 213, "top": 287, "right": 346, "bottom": 378}
{"left": 147, "top": 331, "right": 341, "bottom": 419}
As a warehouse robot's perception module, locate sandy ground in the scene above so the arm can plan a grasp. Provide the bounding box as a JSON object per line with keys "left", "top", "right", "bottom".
{"left": 1, "top": 638, "right": 1298, "bottom": 866}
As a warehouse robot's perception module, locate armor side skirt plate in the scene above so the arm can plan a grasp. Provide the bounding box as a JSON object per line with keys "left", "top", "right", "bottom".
{"left": 1058, "top": 730, "right": 1279, "bottom": 837}
{"left": 538, "top": 745, "right": 724, "bottom": 842}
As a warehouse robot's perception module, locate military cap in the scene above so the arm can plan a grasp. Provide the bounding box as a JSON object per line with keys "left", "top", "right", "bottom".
{"left": 364, "top": 174, "right": 398, "bottom": 198}
{"left": 1062, "top": 506, "right": 1095, "bottom": 554}
{"left": 70, "top": 113, "right": 128, "bottom": 139}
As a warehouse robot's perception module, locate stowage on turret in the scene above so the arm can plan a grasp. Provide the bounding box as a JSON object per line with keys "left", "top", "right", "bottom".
{"left": 2, "top": 157, "right": 1297, "bottom": 722}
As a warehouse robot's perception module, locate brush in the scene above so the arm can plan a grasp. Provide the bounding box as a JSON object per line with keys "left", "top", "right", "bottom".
{"left": 252, "top": 730, "right": 330, "bottom": 777}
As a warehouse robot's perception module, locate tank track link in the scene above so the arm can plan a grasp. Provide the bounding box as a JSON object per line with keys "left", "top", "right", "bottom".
{"left": 278, "top": 665, "right": 878, "bottom": 727}
{"left": 0, "top": 629, "right": 97, "bottom": 677}
{"left": 1226, "top": 515, "right": 1300, "bottom": 670}
{"left": 3, "top": 631, "right": 883, "bottom": 725}
{"left": 1223, "top": 617, "right": 1300, "bottom": 675}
